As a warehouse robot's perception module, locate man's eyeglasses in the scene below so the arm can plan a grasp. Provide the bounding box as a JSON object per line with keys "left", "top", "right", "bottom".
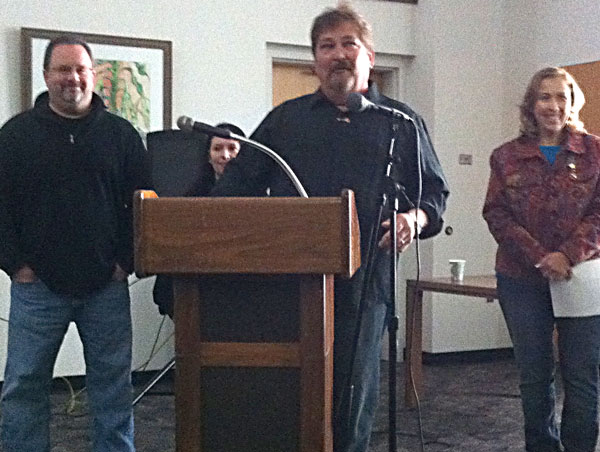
{"left": 47, "top": 65, "right": 94, "bottom": 76}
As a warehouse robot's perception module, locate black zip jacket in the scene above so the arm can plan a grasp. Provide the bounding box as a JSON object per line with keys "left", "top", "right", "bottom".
{"left": 0, "top": 92, "right": 151, "bottom": 296}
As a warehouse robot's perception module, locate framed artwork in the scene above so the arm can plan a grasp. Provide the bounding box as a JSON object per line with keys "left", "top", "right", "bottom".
{"left": 21, "top": 27, "right": 172, "bottom": 136}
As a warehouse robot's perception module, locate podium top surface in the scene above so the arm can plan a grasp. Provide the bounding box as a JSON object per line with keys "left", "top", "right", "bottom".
{"left": 134, "top": 190, "right": 360, "bottom": 277}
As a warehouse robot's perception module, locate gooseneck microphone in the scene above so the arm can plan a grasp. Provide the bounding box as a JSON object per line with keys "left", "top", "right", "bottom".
{"left": 176, "top": 116, "right": 309, "bottom": 198}
{"left": 346, "top": 92, "right": 413, "bottom": 122}
{"left": 177, "top": 116, "right": 234, "bottom": 139}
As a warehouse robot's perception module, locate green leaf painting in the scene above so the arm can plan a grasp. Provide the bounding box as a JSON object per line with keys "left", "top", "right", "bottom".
{"left": 95, "top": 59, "right": 151, "bottom": 136}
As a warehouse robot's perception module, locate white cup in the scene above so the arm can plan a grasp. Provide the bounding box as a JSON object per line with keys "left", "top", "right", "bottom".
{"left": 449, "top": 259, "right": 466, "bottom": 282}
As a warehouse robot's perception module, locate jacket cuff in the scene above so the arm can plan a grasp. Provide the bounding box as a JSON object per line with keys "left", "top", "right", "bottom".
{"left": 558, "top": 244, "right": 579, "bottom": 267}
{"left": 418, "top": 204, "right": 443, "bottom": 239}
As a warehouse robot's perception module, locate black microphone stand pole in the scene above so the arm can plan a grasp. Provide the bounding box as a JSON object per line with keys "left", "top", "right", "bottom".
{"left": 383, "top": 126, "right": 409, "bottom": 452}
{"left": 387, "top": 180, "right": 400, "bottom": 452}
{"left": 338, "top": 123, "right": 403, "bottom": 452}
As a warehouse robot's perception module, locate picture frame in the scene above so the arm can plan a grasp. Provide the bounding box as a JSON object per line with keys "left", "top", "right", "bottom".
{"left": 21, "top": 27, "right": 172, "bottom": 134}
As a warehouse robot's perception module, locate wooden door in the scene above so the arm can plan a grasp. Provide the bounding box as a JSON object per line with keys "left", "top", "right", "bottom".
{"left": 272, "top": 62, "right": 387, "bottom": 107}
{"left": 563, "top": 61, "right": 600, "bottom": 136}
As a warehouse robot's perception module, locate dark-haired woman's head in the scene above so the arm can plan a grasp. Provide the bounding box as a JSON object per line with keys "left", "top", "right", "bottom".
{"left": 207, "top": 123, "right": 245, "bottom": 178}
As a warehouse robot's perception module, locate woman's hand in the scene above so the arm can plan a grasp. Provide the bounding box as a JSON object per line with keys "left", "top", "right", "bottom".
{"left": 536, "top": 252, "right": 572, "bottom": 281}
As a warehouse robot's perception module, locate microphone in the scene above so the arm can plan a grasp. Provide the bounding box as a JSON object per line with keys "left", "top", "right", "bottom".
{"left": 176, "top": 116, "right": 233, "bottom": 139}
{"left": 346, "top": 92, "right": 413, "bottom": 122}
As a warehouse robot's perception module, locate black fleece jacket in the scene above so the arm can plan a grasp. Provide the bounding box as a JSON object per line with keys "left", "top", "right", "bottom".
{"left": 0, "top": 92, "right": 151, "bottom": 296}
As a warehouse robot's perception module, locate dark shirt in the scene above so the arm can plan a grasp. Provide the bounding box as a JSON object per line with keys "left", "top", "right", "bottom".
{"left": 212, "top": 83, "right": 449, "bottom": 308}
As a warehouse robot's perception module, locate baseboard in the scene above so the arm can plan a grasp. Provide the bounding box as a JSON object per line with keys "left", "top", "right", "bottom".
{"left": 41, "top": 368, "right": 176, "bottom": 393}
{"left": 50, "top": 374, "right": 87, "bottom": 392}
{"left": 131, "top": 368, "right": 175, "bottom": 386}
{"left": 421, "top": 347, "right": 514, "bottom": 365}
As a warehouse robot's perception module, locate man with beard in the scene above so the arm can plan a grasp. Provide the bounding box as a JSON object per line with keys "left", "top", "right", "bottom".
{"left": 0, "top": 35, "right": 150, "bottom": 452}
{"left": 213, "top": 4, "right": 449, "bottom": 451}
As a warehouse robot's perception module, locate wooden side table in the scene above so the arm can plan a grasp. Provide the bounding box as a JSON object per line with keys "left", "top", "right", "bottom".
{"left": 404, "top": 275, "right": 498, "bottom": 408}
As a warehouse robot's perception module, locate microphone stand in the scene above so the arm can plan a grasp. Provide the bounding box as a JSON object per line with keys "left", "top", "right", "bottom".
{"left": 385, "top": 134, "right": 418, "bottom": 452}
{"left": 339, "top": 122, "right": 410, "bottom": 452}
{"left": 386, "top": 139, "right": 418, "bottom": 452}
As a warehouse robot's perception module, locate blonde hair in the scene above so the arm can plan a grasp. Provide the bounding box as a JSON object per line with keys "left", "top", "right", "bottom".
{"left": 519, "top": 67, "right": 586, "bottom": 138}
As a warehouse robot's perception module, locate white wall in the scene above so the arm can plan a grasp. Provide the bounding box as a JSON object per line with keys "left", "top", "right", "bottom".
{"left": 407, "top": 0, "right": 513, "bottom": 353}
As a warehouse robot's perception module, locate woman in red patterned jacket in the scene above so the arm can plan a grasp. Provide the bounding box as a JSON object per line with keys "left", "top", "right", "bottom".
{"left": 483, "top": 67, "right": 600, "bottom": 452}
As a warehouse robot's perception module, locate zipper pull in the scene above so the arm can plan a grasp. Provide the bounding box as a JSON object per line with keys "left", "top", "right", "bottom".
{"left": 69, "top": 134, "right": 75, "bottom": 144}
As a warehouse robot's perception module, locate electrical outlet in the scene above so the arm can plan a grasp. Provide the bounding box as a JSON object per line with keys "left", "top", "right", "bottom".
{"left": 458, "top": 154, "right": 473, "bottom": 165}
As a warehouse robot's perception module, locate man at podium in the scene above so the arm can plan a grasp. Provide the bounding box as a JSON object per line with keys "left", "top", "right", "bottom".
{"left": 213, "top": 4, "right": 449, "bottom": 451}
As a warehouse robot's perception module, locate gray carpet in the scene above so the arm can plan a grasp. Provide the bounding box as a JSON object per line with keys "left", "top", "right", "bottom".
{"left": 4, "top": 354, "right": 598, "bottom": 451}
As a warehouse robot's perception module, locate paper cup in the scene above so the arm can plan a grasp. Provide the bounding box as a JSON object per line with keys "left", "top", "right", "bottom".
{"left": 449, "top": 259, "right": 466, "bottom": 282}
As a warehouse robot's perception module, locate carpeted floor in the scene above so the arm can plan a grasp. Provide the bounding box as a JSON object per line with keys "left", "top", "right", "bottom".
{"left": 3, "top": 353, "right": 598, "bottom": 451}
{"left": 371, "top": 355, "right": 525, "bottom": 451}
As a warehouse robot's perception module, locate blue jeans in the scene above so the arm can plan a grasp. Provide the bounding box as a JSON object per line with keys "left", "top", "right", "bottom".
{"left": 334, "top": 294, "right": 388, "bottom": 452}
{"left": 497, "top": 274, "right": 600, "bottom": 452}
{"left": 0, "top": 280, "right": 135, "bottom": 452}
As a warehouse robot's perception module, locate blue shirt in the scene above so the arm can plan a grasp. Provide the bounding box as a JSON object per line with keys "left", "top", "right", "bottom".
{"left": 540, "top": 145, "right": 561, "bottom": 165}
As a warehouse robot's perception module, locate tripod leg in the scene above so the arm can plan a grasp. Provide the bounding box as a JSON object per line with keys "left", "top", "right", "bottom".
{"left": 132, "top": 357, "right": 176, "bottom": 407}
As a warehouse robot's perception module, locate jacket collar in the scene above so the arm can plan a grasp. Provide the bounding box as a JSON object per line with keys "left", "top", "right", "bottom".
{"left": 309, "top": 81, "right": 382, "bottom": 109}
{"left": 513, "top": 129, "right": 587, "bottom": 160}
{"left": 33, "top": 91, "right": 106, "bottom": 120}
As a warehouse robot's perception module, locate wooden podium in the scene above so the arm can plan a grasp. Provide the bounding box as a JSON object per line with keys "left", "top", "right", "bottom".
{"left": 134, "top": 190, "right": 360, "bottom": 452}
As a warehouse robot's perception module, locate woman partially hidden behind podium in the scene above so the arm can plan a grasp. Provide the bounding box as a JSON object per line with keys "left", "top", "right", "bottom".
{"left": 152, "top": 123, "right": 245, "bottom": 317}
{"left": 483, "top": 67, "right": 600, "bottom": 452}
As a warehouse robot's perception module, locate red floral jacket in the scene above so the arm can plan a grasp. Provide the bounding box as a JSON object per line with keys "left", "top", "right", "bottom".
{"left": 483, "top": 130, "right": 600, "bottom": 280}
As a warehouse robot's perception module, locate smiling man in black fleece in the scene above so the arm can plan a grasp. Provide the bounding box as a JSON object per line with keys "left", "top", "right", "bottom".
{"left": 0, "top": 35, "right": 150, "bottom": 452}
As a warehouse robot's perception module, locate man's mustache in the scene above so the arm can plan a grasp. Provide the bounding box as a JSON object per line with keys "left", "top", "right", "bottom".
{"left": 330, "top": 61, "right": 353, "bottom": 72}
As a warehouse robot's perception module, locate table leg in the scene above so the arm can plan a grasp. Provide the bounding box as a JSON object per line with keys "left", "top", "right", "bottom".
{"left": 404, "top": 284, "right": 423, "bottom": 409}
